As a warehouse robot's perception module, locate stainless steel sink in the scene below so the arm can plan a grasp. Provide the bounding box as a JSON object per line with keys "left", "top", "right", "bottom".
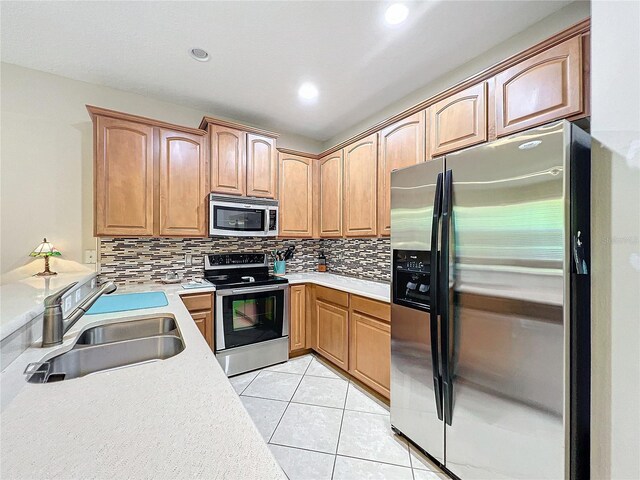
{"left": 26, "top": 335, "right": 184, "bottom": 383}
{"left": 75, "top": 316, "right": 178, "bottom": 346}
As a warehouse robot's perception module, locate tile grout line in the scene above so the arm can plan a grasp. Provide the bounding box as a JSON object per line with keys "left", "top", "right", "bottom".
{"left": 267, "top": 355, "right": 313, "bottom": 444}
{"left": 237, "top": 371, "right": 263, "bottom": 396}
{"left": 334, "top": 452, "right": 415, "bottom": 472}
{"left": 330, "top": 379, "right": 351, "bottom": 480}
{"left": 267, "top": 441, "right": 416, "bottom": 473}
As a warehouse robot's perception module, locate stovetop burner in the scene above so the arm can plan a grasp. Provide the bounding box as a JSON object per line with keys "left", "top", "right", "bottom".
{"left": 203, "top": 252, "right": 288, "bottom": 290}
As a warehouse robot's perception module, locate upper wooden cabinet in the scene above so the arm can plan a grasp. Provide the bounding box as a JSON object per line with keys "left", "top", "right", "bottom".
{"left": 278, "top": 153, "right": 314, "bottom": 237}
{"left": 246, "top": 133, "right": 277, "bottom": 198}
{"left": 202, "top": 117, "right": 279, "bottom": 199}
{"left": 319, "top": 152, "right": 343, "bottom": 237}
{"left": 343, "top": 133, "right": 378, "bottom": 237}
{"left": 94, "top": 116, "right": 155, "bottom": 236}
{"left": 158, "top": 129, "right": 208, "bottom": 236}
{"left": 378, "top": 112, "right": 426, "bottom": 236}
{"left": 209, "top": 125, "right": 246, "bottom": 196}
{"left": 495, "top": 36, "right": 583, "bottom": 137}
{"left": 429, "top": 82, "right": 488, "bottom": 157}
{"left": 90, "top": 106, "right": 208, "bottom": 237}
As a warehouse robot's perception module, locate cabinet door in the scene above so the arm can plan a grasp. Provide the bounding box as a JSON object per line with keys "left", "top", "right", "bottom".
{"left": 278, "top": 153, "right": 314, "bottom": 237}
{"left": 159, "top": 129, "right": 208, "bottom": 236}
{"left": 349, "top": 310, "right": 391, "bottom": 398}
{"left": 191, "top": 310, "right": 213, "bottom": 349}
{"left": 378, "top": 112, "right": 425, "bottom": 235}
{"left": 319, "top": 152, "right": 343, "bottom": 237}
{"left": 95, "top": 116, "right": 154, "bottom": 236}
{"left": 246, "top": 134, "right": 277, "bottom": 198}
{"left": 343, "top": 133, "right": 378, "bottom": 237}
{"left": 316, "top": 299, "right": 349, "bottom": 370}
{"left": 429, "top": 82, "right": 488, "bottom": 157}
{"left": 210, "top": 125, "right": 246, "bottom": 195}
{"left": 495, "top": 36, "right": 582, "bottom": 137}
{"left": 290, "top": 285, "right": 307, "bottom": 352}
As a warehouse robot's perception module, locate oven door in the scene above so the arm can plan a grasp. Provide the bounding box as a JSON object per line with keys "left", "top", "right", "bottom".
{"left": 215, "top": 284, "right": 289, "bottom": 351}
{"left": 209, "top": 200, "right": 268, "bottom": 237}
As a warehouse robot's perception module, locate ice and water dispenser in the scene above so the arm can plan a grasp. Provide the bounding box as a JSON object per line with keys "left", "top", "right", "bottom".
{"left": 392, "top": 250, "right": 432, "bottom": 311}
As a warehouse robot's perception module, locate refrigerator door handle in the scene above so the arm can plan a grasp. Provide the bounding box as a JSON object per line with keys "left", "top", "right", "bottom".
{"left": 430, "top": 172, "right": 444, "bottom": 421}
{"left": 440, "top": 169, "right": 453, "bottom": 426}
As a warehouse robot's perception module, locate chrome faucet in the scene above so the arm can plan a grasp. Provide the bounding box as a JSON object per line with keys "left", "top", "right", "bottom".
{"left": 41, "top": 281, "right": 117, "bottom": 347}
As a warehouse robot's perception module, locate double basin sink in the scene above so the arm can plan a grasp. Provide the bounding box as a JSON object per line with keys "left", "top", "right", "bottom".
{"left": 26, "top": 316, "right": 184, "bottom": 383}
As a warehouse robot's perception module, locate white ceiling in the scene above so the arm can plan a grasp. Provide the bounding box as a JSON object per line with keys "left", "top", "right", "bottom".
{"left": 1, "top": 1, "right": 573, "bottom": 142}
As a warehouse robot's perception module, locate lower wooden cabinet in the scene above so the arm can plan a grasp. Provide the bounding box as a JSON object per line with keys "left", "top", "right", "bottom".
{"left": 349, "top": 296, "right": 391, "bottom": 397}
{"left": 316, "top": 299, "right": 349, "bottom": 370}
{"left": 289, "top": 285, "right": 307, "bottom": 352}
{"left": 181, "top": 293, "right": 214, "bottom": 349}
{"left": 292, "top": 284, "right": 391, "bottom": 399}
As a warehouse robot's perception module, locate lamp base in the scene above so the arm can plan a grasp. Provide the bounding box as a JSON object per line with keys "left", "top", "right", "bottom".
{"left": 34, "top": 270, "right": 57, "bottom": 277}
{"left": 34, "top": 256, "right": 57, "bottom": 276}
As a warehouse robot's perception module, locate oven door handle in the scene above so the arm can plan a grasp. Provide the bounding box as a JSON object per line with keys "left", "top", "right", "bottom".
{"left": 216, "top": 284, "right": 289, "bottom": 296}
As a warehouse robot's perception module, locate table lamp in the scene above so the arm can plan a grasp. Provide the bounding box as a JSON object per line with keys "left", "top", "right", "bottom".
{"left": 30, "top": 238, "right": 61, "bottom": 276}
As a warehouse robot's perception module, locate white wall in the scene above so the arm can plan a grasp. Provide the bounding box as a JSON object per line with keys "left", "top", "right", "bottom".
{"left": 590, "top": 1, "right": 640, "bottom": 478}
{"left": 0, "top": 64, "right": 322, "bottom": 280}
{"left": 321, "top": 1, "right": 590, "bottom": 151}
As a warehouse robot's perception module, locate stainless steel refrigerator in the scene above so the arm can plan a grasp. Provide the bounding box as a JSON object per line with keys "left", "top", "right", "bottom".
{"left": 390, "top": 120, "right": 590, "bottom": 479}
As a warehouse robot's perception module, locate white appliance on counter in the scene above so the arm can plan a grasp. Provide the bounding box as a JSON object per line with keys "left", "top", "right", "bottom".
{"left": 209, "top": 194, "right": 278, "bottom": 237}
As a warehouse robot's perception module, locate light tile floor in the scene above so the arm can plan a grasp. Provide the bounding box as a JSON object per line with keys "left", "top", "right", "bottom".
{"left": 230, "top": 353, "right": 450, "bottom": 480}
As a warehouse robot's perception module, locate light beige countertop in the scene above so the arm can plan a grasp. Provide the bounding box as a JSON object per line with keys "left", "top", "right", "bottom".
{"left": 284, "top": 272, "right": 390, "bottom": 303}
{"left": 0, "top": 283, "right": 285, "bottom": 480}
{"left": 0, "top": 270, "right": 98, "bottom": 342}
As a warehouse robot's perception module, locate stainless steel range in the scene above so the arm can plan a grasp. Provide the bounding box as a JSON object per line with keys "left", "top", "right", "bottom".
{"left": 204, "top": 253, "right": 289, "bottom": 376}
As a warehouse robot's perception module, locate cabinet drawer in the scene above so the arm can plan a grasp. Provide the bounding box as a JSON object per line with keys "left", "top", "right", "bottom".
{"left": 181, "top": 293, "right": 213, "bottom": 312}
{"left": 316, "top": 286, "right": 349, "bottom": 308}
{"left": 351, "top": 295, "right": 390, "bottom": 322}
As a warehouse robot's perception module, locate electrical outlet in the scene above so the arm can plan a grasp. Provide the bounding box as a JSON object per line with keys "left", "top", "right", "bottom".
{"left": 75, "top": 289, "right": 82, "bottom": 302}
{"left": 91, "top": 278, "right": 96, "bottom": 289}
{"left": 64, "top": 296, "right": 72, "bottom": 313}
{"left": 184, "top": 254, "right": 193, "bottom": 267}
{"left": 84, "top": 250, "right": 97, "bottom": 264}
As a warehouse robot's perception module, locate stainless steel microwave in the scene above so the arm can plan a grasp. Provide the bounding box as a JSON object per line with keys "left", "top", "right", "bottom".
{"left": 209, "top": 194, "right": 279, "bottom": 237}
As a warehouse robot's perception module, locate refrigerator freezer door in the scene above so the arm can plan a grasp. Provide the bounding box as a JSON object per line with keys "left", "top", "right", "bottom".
{"left": 390, "top": 159, "right": 445, "bottom": 463}
{"left": 443, "top": 122, "right": 568, "bottom": 479}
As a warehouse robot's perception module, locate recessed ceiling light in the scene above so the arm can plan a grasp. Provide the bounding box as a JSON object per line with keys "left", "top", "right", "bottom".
{"left": 189, "top": 48, "right": 209, "bottom": 62}
{"left": 385, "top": 3, "right": 409, "bottom": 25}
{"left": 518, "top": 140, "right": 542, "bottom": 150}
{"left": 298, "top": 82, "right": 319, "bottom": 101}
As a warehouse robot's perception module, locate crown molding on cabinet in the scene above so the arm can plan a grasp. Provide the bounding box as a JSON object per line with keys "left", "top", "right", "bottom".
{"left": 199, "top": 116, "right": 279, "bottom": 138}
{"left": 86, "top": 105, "right": 207, "bottom": 136}
{"left": 315, "top": 17, "right": 591, "bottom": 159}
{"left": 276, "top": 147, "right": 320, "bottom": 159}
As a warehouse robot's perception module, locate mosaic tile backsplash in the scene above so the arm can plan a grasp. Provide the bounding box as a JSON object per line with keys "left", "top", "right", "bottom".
{"left": 98, "top": 237, "right": 391, "bottom": 285}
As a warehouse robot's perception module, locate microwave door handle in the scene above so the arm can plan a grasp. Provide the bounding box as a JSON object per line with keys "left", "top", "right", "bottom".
{"left": 265, "top": 209, "right": 270, "bottom": 235}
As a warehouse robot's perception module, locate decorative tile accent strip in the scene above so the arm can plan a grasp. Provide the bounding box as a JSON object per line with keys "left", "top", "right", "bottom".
{"left": 322, "top": 238, "right": 391, "bottom": 282}
{"left": 98, "top": 237, "right": 391, "bottom": 286}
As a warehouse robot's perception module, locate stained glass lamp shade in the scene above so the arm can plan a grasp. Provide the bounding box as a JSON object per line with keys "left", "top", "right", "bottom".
{"left": 29, "top": 238, "right": 61, "bottom": 276}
